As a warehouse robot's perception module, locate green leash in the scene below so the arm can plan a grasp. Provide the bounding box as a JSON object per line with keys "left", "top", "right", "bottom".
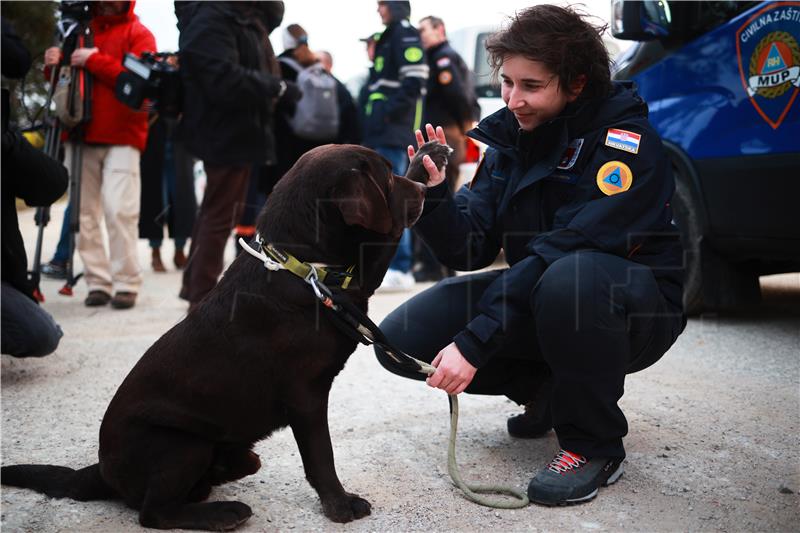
{"left": 414, "top": 360, "right": 530, "bottom": 509}
{"left": 238, "top": 241, "right": 529, "bottom": 509}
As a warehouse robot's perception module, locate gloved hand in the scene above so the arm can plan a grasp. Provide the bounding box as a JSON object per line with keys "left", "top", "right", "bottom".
{"left": 279, "top": 80, "right": 302, "bottom": 103}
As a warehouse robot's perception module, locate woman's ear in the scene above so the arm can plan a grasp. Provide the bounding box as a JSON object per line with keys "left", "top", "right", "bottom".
{"left": 567, "top": 74, "right": 588, "bottom": 102}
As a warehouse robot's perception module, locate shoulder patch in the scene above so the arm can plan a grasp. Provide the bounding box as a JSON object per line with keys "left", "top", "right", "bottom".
{"left": 436, "top": 56, "right": 451, "bottom": 68}
{"left": 605, "top": 128, "right": 641, "bottom": 154}
{"left": 557, "top": 138, "right": 584, "bottom": 169}
{"left": 596, "top": 161, "right": 633, "bottom": 196}
{"left": 438, "top": 70, "right": 453, "bottom": 85}
{"left": 401, "top": 19, "right": 411, "bottom": 28}
{"left": 404, "top": 46, "right": 424, "bottom": 63}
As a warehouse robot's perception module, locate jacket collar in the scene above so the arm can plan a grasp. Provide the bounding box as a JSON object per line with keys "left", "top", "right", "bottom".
{"left": 467, "top": 81, "right": 646, "bottom": 163}
{"left": 428, "top": 40, "right": 449, "bottom": 56}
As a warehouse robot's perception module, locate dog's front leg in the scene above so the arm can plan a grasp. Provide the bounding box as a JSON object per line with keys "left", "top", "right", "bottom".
{"left": 288, "top": 400, "right": 371, "bottom": 523}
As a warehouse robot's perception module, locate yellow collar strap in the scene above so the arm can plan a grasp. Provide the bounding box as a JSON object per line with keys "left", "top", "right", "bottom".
{"left": 261, "top": 242, "right": 356, "bottom": 290}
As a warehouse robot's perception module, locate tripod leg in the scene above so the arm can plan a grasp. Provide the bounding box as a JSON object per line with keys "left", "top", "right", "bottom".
{"left": 30, "top": 207, "right": 52, "bottom": 302}
{"left": 60, "top": 142, "right": 84, "bottom": 296}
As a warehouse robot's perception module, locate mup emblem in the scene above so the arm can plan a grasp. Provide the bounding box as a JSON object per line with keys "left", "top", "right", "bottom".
{"left": 736, "top": 2, "right": 800, "bottom": 129}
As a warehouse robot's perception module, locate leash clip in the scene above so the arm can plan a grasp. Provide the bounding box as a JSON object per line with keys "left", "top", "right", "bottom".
{"left": 306, "top": 267, "right": 336, "bottom": 309}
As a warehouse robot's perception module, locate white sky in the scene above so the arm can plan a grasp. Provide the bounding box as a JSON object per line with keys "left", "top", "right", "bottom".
{"left": 135, "top": 0, "right": 622, "bottom": 83}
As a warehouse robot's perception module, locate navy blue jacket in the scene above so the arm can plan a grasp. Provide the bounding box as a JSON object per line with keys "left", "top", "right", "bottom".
{"left": 362, "top": 4, "right": 428, "bottom": 149}
{"left": 422, "top": 40, "right": 475, "bottom": 128}
{"left": 415, "top": 82, "right": 684, "bottom": 368}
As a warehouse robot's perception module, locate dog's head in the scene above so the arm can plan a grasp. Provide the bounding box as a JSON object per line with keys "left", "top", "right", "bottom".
{"left": 259, "top": 144, "right": 426, "bottom": 264}
{"left": 328, "top": 146, "right": 426, "bottom": 239}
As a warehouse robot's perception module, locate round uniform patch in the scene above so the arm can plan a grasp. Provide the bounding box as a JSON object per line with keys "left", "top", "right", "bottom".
{"left": 404, "top": 46, "right": 423, "bottom": 62}
{"left": 596, "top": 161, "right": 633, "bottom": 196}
{"left": 438, "top": 70, "right": 453, "bottom": 85}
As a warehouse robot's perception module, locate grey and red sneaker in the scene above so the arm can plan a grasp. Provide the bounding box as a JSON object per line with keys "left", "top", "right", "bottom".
{"left": 527, "top": 449, "right": 624, "bottom": 506}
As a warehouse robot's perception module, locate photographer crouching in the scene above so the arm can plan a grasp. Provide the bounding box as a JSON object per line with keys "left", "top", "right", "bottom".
{"left": 43, "top": 1, "right": 156, "bottom": 309}
{"left": 2, "top": 19, "right": 68, "bottom": 357}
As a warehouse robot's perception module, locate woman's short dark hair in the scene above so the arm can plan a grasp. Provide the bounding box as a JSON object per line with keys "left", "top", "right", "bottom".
{"left": 485, "top": 4, "right": 612, "bottom": 100}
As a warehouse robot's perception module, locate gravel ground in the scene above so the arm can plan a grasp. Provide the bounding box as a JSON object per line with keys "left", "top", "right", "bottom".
{"left": 2, "top": 201, "right": 799, "bottom": 532}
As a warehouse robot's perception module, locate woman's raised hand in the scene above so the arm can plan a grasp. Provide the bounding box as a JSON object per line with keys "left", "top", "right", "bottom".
{"left": 408, "top": 123, "right": 448, "bottom": 187}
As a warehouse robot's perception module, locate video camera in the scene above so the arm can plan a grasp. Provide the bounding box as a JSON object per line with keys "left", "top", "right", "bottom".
{"left": 115, "top": 52, "right": 182, "bottom": 117}
{"left": 59, "top": 0, "right": 93, "bottom": 24}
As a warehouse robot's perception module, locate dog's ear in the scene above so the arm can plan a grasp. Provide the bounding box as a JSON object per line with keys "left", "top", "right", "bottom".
{"left": 331, "top": 169, "right": 393, "bottom": 234}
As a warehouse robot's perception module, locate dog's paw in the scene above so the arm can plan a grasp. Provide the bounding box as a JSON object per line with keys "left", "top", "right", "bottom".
{"left": 322, "top": 492, "right": 372, "bottom": 523}
{"left": 405, "top": 141, "right": 453, "bottom": 184}
{"left": 209, "top": 501, "right": 253, "bottom": 531}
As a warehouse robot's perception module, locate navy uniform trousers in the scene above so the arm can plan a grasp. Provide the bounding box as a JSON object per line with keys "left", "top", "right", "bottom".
{"left": 375, "top": 251, "right": 684, "bottom": 459}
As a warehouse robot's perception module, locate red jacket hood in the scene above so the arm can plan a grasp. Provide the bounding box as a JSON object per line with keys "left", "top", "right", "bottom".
{"left": 91, "top": 1, "right": 137, "bottom": 28}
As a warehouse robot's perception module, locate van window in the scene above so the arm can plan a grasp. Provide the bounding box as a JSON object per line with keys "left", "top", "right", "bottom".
{"left": 668, "top": 1, "right": 758, "bottom": 42}
{"left": 474, "top": 32, "right": 500, "bottom": 98}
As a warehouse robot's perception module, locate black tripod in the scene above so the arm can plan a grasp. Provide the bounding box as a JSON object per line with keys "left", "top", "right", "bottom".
{"left": 31, "top": 11, "right": 93, "bottom": 299}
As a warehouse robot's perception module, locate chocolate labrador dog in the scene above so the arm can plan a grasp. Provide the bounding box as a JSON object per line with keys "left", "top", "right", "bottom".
{"left": 2, "top": 142, "right": 450, "bottom": 530}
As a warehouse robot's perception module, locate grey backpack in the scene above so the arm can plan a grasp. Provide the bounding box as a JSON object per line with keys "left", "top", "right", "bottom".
{"left": 279, "top": 57, "right": 339, "bottom": 141}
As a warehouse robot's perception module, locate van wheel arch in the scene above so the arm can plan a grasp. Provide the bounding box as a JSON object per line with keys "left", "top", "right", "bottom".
{"left": 664, "top": 142, "right": 760, "bottom": 315}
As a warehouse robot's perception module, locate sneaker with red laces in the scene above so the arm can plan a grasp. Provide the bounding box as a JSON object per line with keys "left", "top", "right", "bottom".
{"left": 527, "top": 449, "right": 624, "bottom": 506}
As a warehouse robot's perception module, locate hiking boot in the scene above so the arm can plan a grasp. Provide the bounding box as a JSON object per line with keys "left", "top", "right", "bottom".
{"left": 151, "top": 248, "right": 166, "bottom": 272}
{"left": 111, "top": 291, "right": 137, "bottom": 309}
{"left": 84, "top": 290, "right": 111, "bottom": 307}
{"left": 41, "top": 260, "right": 67, "bottom": 280}
{"left": 173, "top": 249, "right": 187, "bottom": 269}
{"left": 527, "top": 450, "right": 624, "bottom": 506}
{"left": 507, "top": 378, "right": 553, "bottom": 438}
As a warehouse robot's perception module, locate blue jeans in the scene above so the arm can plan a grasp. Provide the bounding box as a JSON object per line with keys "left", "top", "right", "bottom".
{"left": 51, "top": 202, "right": 72, "bottom": 264}
{"left": 1, "top": 282, "right": 63, "bottom": 357}
{"left": 374, "top": 146, "right": 412, "bottom": 273}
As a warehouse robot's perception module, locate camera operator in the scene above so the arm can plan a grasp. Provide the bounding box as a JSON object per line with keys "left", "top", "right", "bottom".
{"left": 176, "top": 1, "right": 300, "bottom": 310}
{"left": 2, "top": 23, "right": 68, "bottom": 358}
{"left": 43, "top": 0, "right": 156, "bottom": 310}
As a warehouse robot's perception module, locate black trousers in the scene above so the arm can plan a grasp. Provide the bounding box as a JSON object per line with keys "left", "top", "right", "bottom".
{"left": 375, "top": 251, "right": 684, "bottom": 459}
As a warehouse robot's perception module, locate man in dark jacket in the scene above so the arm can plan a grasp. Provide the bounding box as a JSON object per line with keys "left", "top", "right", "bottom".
{"left": 364, "top": 0, "right": 428, "bottom": 290}
{"left": 415, "top": 14, "right": 476, "bottom": 281}
{"left": 317, "top": 50, "right": 361, "bottom": 145}
{"left": 419, "top": 15, "right": 475, "bottom": 192}
{"left": 176, "top": 1, "right": 299, "bottom": 309}
{"left": 2, "top": 30, "right": 68, "bottom": 355}
{"left": 271, "top": 24, "right": 332, "bottom": 182}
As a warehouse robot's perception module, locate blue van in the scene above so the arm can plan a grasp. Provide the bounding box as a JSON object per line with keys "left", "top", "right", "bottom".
{"left": 611, "top": 0, "right": 800, "bottom": 313}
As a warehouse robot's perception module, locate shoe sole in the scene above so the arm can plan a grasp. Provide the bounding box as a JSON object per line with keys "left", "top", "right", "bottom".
{"left": 531, "top": 462, "right": 624, "bottom": 507}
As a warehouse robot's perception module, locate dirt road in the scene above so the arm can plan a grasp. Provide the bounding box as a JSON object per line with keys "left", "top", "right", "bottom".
{"left": 2, "top": 202, "right": 798, "bottom": 531}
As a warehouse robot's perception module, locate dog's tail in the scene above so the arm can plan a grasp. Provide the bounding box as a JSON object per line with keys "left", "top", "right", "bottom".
{"left": 1, "top": 463, "right": 117, "bottom": 501}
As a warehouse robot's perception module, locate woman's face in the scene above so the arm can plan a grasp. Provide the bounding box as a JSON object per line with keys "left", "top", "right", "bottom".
{"left": 500, "top": 55, "right": 579, "bottom": 131}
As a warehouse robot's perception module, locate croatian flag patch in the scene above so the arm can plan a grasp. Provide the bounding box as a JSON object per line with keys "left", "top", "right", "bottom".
{"left": 605, "top": 128, "right": 641, "bottom": 154}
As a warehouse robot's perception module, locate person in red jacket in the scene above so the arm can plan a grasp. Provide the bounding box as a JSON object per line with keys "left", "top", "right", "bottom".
{"left": 44, "top": 1, "right": 155, "bottom": 309}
